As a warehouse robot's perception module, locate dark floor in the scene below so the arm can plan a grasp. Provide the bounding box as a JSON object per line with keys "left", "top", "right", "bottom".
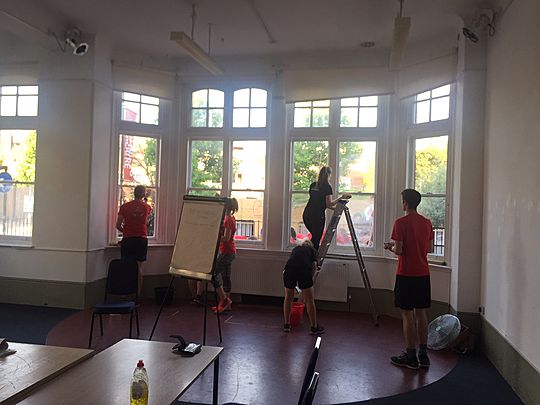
{"left": 47, "top": 299, "right": 458, "bottom": 405}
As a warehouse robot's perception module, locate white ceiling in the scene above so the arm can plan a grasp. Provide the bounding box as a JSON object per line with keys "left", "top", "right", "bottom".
{"left": 1, "top": 0, "right": 505, "bottom": 69}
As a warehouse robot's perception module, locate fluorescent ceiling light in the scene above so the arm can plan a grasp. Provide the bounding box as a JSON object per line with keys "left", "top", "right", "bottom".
{"left": 170, "top": 31, "right": 224, "bottom": 75}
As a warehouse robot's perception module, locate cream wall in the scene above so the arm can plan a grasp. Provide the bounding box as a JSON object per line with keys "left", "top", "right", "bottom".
{"left": 482, "top": 0, "right": 540, "bottom": 371}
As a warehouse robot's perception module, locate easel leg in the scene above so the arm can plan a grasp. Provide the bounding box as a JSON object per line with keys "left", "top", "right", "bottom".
{"left": 149, "top": 276, "right": 175, "bottom": 341}
{"left": 203, "top": 282, "right": 208, "bottom": 345}
{"left": 214, "top": 285, "right": 223, "bottom": 344}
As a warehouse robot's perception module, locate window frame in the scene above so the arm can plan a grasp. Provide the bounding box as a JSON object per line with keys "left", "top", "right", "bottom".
{"left": 0, "top": 84, "right": 39, "bottom": 245}
{"left": 0, "top": 85, "right": 39, "bottom": 117}
{"left": 183, "top": 82, "right": 272, "bottom": 248}
{"left": 232, "top": 87, "right": 269, "bottom": 129}
{"left": 111, "top": 91, "right": 168, "bottom": 245}
{"left": 404, "top": 83, "right": 455, "bottom": 264}
{"left": 286, "top": 96, "right": 388, "bottom": 254}
{"left": 189, "top": 88, "right": 225, "bottom": 128}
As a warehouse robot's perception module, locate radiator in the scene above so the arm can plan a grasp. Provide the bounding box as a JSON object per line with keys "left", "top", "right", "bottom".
{"left": 231, "top": 254, "right": 349, "bottom": 302}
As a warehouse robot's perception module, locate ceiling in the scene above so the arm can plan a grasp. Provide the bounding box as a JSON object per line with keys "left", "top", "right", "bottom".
{"left": 1, "top": 0, "right": 506, "bottom": 70}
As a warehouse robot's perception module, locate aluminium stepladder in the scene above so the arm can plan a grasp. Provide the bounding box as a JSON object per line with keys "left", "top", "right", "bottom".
{"left": 316, "top": 198, "right": 379, "bottom": 325}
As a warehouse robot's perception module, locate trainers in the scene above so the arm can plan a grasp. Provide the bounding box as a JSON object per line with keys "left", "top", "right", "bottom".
{"left": 418, "top": 353, "right": 430, "bottom": 369}
{"left": 283, "top": 323, "right": 292, "bottom": 332}
{"left": 309, "top": 325, "right": 325, "bottom": 335}
{"left": 391, "top": 352, "right": 419, "bottom": 370}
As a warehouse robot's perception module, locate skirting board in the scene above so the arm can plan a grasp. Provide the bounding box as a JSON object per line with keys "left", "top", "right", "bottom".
{"left": 480, "top": 316, "right": 540, "bottom": 405}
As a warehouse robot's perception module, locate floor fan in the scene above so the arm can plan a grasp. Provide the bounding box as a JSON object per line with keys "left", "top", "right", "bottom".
{"left": 427, "top": 314, "right": 461, "bottom": 350}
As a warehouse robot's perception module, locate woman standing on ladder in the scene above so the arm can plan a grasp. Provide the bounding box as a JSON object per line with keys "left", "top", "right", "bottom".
{"left": 302, "top": 166, "right": 346, "bottom": 250}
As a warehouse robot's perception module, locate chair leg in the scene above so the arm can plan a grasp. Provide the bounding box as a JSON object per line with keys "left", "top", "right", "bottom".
{"left": 129, "top": 311, "right": 133, "bottom": 339}
{"left": 135, "top": 309, "right": 140, "bottom": 336}
{"left": 99, "top": 314, "right": 103, "bottom": 336}
{"left": 88, "top": 313, "right": 95, "bottom": 349}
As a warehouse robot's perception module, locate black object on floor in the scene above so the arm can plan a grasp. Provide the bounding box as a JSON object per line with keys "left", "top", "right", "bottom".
{"left": 0, "top": 303, "right": 77, "bottom": 344}
{"left": 340, "top": 350, "right": 523, "bottom": 405}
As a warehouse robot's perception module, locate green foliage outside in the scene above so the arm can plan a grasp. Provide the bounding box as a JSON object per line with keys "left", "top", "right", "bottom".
{"left": 415, "top": 142, "right": 447, "bottom": 228}
{"left": 15, "top": 131, "right": 37, "bottom": 182}
{"left": 142, "top": 138, "right": 157, "bottom": 186}
{"left": 191, "top": 140, "right": 223, "bottom": 189}
{"left": 292, "top": 141, "right": 328, "bottom": 191}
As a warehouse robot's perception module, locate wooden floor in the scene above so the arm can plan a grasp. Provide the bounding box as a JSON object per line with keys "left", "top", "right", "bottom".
{"left": 47, "top": 300, "right": 458, "bottom": 404}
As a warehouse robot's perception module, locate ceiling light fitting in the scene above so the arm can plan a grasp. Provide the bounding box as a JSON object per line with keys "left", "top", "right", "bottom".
{"left": 389, "top": 0, "right": 411, "bottom": 71}
{"left": 170, "top": 4, "right": 223, "bottom": 75}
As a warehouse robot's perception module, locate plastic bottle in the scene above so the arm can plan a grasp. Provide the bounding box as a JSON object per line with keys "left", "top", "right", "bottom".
{"left": 130, "top": 359, "right": 149, "bottom": 405}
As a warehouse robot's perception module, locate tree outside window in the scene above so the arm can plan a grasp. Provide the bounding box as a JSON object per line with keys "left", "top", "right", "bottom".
{"left": 0, "top": 129, "right": 37, "bottom": 238}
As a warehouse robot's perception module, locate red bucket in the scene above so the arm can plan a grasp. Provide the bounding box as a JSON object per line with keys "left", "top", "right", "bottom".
{"left": 290, "top": 302, "right": 305, "bottom": 326}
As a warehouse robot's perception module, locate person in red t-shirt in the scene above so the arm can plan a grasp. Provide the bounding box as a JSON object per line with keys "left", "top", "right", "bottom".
{"left": 116, "top": 185, "right": 152, "bottom": 294}
{"left": 384, "top": 189, "right": 434, "bottom": 370}
{"left": 211, "top": 198, "right": 238, "bottom": 313}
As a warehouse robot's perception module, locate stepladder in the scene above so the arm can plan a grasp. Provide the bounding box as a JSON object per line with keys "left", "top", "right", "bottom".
{"left": 315, "top": 199, "right": 379, "bottom": 326}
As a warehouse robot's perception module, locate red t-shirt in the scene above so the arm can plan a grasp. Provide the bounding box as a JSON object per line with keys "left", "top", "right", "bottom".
{"left": 391, "top": 212, "right": 434, "bottom": 276}
{"left": 118, "top": 199, "right": 152, "bottom": 238}
{"left": 219, "top": 215, "right": 237, "bottom": 254}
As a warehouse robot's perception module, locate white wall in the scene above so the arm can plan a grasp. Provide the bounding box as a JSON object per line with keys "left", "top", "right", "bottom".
{"left": 482, "top": 0, "right": 540, "bottom": 370}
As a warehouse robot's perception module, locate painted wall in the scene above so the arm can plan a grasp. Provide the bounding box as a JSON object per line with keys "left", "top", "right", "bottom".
{"left": 482, "top": 0, "right": 540, "bottom": 370}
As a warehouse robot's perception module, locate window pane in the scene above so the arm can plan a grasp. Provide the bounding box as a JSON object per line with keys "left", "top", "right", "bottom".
{"left": 17, "top": 96, "right": 38, "bottom": 116}
{"left": 0, "top": 129, "right": 37, "bottom": 238}
{"left": 415, "top": 100, "right": 430, "bottom": 124}
{"left": 250, "top": 108, "right": 266, "bottom": 127}
{"left": 431, "top": 96, "right": 450, "bottom": 121}
{"left": 208, "top": 109, "right": 224, "bottom": 127}
{"left": 231, "top": 190, "right": 264, "bottom": 241}
{"left": 122, "top": 101, "right": 140, "bottom": 122}
{"left": 417, "top": 196, "right": 446, "bottom": 254}
{"left": 192, "top": 90, "right": 208, "bottom": 108}
{"left": 119, "top": 135, "right": 158, "bottom": 187}
{"left": 312, "top": 108, "right": 329, "bottom": 127}
{"left": 140, "top": 103, "right": 159, "bottom": 125}
{"left": 141, "top": 95, "right": 159, "bottom": 105}
{"left": 1, "top": 86, "right": 17, "bottom": 95}
{"left": 251, "top": 88, "right": 267, "bottom": 107}
{"left": 292, "top": 141, "right": 328, "bottom": 191}
{"left": 208, "top": 89, "right": 224, "bottom": 108}
{"left": 191, "top": 109, "right": 207, "bottom": 127}
{"left": 290, "top": 193, "right": 310, "bottom": 243}
{"left": 234, "top": 89, "right": 250, "bottom": 107}
{"left": 432, "top": 84, "right": 450, "bottom": 98}
{"left": 18, "top": 86, "right": 38, "bottom": 95}
{"left": 359, "top": 107, "right": 377, "bottom": 127}
{"left": 340, "top": 107, "right": 358, "bottom": 127}
{"left": 341, "top": 97, "right": 358, "bottom": 107}
{"left": 338, "top": 141, "right": 376, "bottom": 193}
{"left": 122, "top": 92, "right": 140, "bottom": 102}
{"left": 232, "top": 140, "right": 266, "bottom": 190}
{"left": 313, "top": 100, "right": 330, "bottom": 107}
{"left": 188, "top": 188, "right": 222, "bottom": 197}
{"left": 190, "top": 140, "right": 223, "bottom": 189}
{"left": 336, "top": 194, "right": 374, "bottom": 248}
{"left": 360, "top": 96, "right": 378, "bottom": 106}
{"left": 414, "top": 136, "right": 448, "bottom": 194}
{"left": 416, "top": 90, "right": 430, "bottom": 101}
{"left": 295, "top": 101, "right": 311, "bottom": 107}
{"left": 1, "top": 96, "right": 17, "bottom": 116}
{"left": 294, "top": 107, "right": 311, "bottom": 127}
{"left": 233, "top": 108, "right": 249, "bottom": 127}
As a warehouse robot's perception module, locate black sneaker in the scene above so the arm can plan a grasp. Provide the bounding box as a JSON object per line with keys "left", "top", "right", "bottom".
{"left": 391, "top": 352, "right": 419, "bottom": 370}
{"left": 418, "top": 353, "right": 430, "bottom": 369}
{"left": 309, "top": 325, "right": 325, "bottom": 335}
{"left": 283, "top": 323, "right": 292, "bottom": 332}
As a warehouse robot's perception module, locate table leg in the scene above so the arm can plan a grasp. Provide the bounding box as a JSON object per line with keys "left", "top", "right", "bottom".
{"left": 213, "top": 357, "right": 219, "bottom": 405}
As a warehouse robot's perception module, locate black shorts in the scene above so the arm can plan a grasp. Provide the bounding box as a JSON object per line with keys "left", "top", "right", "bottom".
{"left": 283, "top": 266, "right": 313, "bottom": 290}
{"left": 394, "top": 275, "right": 431, "bottom": 310}
{"left": 120, "top": 237, "right": 148, "bottom": 262}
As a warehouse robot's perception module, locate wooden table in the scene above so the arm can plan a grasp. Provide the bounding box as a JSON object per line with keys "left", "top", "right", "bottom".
{"left": 20, "top": 339, "right": 224, "bottom": 405}
{"left": 0, "top": 342, "right": 94, "bottom": 405}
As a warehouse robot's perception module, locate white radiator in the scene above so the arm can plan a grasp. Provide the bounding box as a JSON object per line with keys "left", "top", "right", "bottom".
{"left": 231, "top": 253, "right": 349, "bottom": 302}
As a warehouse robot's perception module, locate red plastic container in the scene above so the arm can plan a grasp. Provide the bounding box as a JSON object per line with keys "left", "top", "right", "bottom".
{"left": 290, "top": 302, "right": 305, "bottom": 326}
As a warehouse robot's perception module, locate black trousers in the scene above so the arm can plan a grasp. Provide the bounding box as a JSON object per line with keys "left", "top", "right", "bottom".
{"left": 302, "top": 210, "right": 325, "bottom": 250}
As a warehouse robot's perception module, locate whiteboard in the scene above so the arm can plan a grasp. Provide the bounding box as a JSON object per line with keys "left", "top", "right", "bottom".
{"left": 169, "top": 196, "right": 227, "bottom": 281}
